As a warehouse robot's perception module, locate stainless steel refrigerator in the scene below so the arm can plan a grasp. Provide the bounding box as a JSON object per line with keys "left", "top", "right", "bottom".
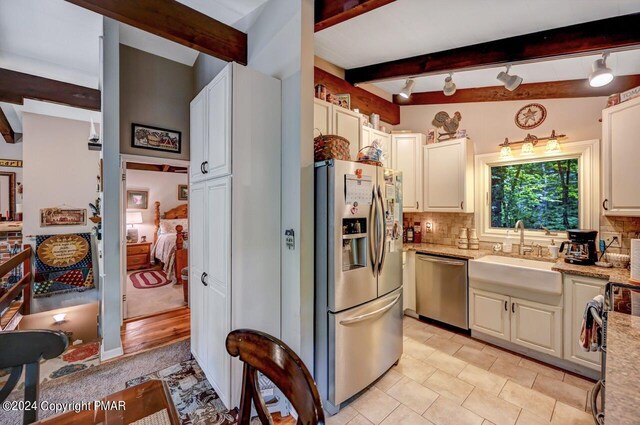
{"left": 315, "top": 159, "right": 403, "bottom": 414}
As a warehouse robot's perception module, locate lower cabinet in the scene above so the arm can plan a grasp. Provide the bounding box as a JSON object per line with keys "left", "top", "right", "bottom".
{"left": 470, "top": 288, "right": 563, "bottom": 358}
{"left": 402, "top": 250, "right": 416, "bottom": 313}
{"left": 563, "top": 274, "right": 607, "bottom": 370}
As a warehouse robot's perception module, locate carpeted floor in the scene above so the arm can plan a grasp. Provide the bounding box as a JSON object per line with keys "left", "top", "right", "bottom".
{"left": 2, "top": 340, "right": 191, "bottom": 425}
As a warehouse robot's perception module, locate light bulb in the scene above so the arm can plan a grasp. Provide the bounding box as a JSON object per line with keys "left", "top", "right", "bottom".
{"left": 500, "top": 145, "right": 513, "bottom": 159}
{"left": 545, "top": 138, "right": 561, "bottom": 153}
{"left": 521, "top": 141, "right": 535, "bottom": 156}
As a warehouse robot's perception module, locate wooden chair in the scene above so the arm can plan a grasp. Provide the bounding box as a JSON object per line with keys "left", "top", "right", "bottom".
{"left": 226, "top": 329, "right": 325, "bottom": 425}
{"left": 0, "top": 330, "right": 68, "bottom": 424}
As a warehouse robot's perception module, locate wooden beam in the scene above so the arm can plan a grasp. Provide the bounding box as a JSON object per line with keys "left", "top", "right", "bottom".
{"left": 315, "top": 67, "right": 400, "bottom": 124}
{"left": 394, "top": 75, "right": 640, "bottom": 105}
{"left": 0, "top": 68, "right": 100, "bottom": 111}
{"left": 66, "top": 0, "right": 247, "bottom": 64}
{"left": 346, "top": 13, "right": 640, "bottom": 84}
{"left": 126, "top": 162, "right": 188, "bottom": 173}
{"left": 0, "top": 108, "right": 14, "bottom": 144}
{"left": 315, "top": 0, "right": 396, "bottom": 32}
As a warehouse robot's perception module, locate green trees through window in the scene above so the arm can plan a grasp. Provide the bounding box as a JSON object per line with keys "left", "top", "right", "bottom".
{"left": 491, "top": 158, "right": 579, "bottom": 231}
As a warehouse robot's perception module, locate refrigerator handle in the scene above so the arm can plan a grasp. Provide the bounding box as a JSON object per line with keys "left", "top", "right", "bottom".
{"left": 369, "top": 186, "right": 378, "bottom": 277}
{"left": 377, "top": 184, "right": 386, "bottom": 274}
{"left": 339, "top": 294, "right": 401, "bottom": 326}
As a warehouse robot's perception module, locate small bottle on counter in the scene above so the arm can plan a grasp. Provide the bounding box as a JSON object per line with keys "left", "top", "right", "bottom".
{"left": 407, "top": 225, "right": 414, "bottom": 243}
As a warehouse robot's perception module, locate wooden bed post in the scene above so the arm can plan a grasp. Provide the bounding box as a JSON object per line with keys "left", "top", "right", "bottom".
{"left": 154, "top": 201, "right": 161, "bottom": 244}
{"left": 175, "top": 225, "right": 184, "bottom": 250}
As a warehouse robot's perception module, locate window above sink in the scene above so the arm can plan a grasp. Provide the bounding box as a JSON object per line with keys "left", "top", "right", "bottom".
{"left": 475, "top": 139, "right": 600, "bottom": 244}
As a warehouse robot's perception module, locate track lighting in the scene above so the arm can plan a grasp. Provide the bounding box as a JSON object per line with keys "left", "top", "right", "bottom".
{"left": 443, "top": 73, "right": 456, "bottom": 96}
{"left": 496, "top": 66, "right": 523, "bottom": 91}
{"left": 589, "top": 53, "right": 614, "bottom": 88}
{"left": 398, "top": 78, "right": 415, "bottom": 99}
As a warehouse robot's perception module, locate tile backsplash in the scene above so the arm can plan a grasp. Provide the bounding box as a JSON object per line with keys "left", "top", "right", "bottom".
{"left": 404, "top": 212, "right": 640, "bottom": 254}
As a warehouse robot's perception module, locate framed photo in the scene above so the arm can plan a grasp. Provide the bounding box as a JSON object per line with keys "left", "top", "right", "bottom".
{"left": 427, "top": 128, "right": 437, "bottom": 144}
{"left": 131, "top": 123, "right": 181, "bottom": 154}
{"left": 127, "top": 190, "right": 148, "bottom": 209}
{"left": 334, "top": 94, "right": 351, "bottom": 110}
{"left": 0, "top": 159, "right": 22, "bottom": 168}
{"left": 126, "top": 228, "right": 139, "bottom": 244}
{"left": 178, "top": 184, "right": 188, "bottom": 201}
{"left": 40, "top": 208, "right": 87, "bottom": 227}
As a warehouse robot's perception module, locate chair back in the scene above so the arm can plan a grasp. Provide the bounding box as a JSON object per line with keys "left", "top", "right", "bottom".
{"left": 226, "top": 329, "right": 325, "bottom": 425}
{"left": 0, "top": 330, "right": 68, "bottom": 424}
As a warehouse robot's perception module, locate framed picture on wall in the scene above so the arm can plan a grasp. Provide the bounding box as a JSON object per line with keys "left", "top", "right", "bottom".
{"left": 127, "top": 190, "right": 148, "bottom": 209}
{"left": 131, "top": 123, "right": 181, "bottom": 154}
{"left": 40, "top": 208, "right": 87, "bottom": 227}
{"left": 178, "top": 185, "right": 188, "bottom": 201}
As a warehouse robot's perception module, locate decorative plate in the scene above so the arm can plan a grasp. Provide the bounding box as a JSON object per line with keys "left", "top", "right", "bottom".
{"left": 515, "top": 103, "right": 547, "bottom": 129}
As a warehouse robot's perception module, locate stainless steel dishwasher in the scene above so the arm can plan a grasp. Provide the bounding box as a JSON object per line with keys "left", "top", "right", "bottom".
{"left": 415, "top": 253, "right": 468, "bottom": 329}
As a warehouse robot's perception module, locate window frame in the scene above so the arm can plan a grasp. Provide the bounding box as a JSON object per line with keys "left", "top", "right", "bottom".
{"left": 475, "top": 139, "right": 600, "bottom": 244}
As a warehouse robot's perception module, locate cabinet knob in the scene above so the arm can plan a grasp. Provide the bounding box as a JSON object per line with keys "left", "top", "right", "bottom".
{"left": 201, "top": 272, "right": 208, "bottom": 286}
{"left": 602, "top": 199, "right": 609, "bottom": 211}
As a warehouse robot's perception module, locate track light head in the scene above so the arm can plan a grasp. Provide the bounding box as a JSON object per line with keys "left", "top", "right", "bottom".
{"left": 497, "top": 66, "right": 523, "bottom": 91}
{"left": 589, "top": 53, "right": 614, "bottom": 88}
{"left": 398, "top": 78, "right": 415, "bottom": 99}
{"left": 443, "top": 74, "right": 456, "bottom": 96}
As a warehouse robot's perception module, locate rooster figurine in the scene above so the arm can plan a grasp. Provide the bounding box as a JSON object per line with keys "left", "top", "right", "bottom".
{"left": 432, "top": 111, "right": 462, "bottom": 134}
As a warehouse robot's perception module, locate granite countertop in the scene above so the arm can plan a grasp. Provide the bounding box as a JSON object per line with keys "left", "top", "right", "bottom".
{"left": 605, "top": 312, "right": 640, "bottom": 425}
{"left": 403, "top": 243, "right": 491, "bottom": 259}
{"left": 551, "top": 261, "right": 632, "bottom": 285}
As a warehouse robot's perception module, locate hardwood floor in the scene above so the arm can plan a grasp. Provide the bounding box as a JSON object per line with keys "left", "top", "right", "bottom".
{"left": 121, "top": 306, "right": 190, "bottom": 356}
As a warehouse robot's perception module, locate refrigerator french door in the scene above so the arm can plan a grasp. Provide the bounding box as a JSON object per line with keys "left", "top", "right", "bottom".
{"left": 315, "top": 159, "right": 403, "bottom": 413}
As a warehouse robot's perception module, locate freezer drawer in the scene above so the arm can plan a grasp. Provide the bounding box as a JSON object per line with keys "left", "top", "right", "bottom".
{"left": 328, "top": 288, "right": 403, "bottom": 405}
{"left": 416, "top": 254, "right": 468, "bottom": 329}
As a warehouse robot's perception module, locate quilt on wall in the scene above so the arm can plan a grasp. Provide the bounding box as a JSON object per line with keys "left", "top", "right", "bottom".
{"left": 34, "top": 233, "right": 95, "bottom": 297}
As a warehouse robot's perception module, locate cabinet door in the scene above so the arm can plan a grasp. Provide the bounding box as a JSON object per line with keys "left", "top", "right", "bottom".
{"left": 392, "top": 134, "right": 424, "bottom": 212}
{"left": 402, "top": 250, "right": 416, "bottom": 313}
{"left": 361, "top": 126, "right": 372, "bottom": 151}
{"left": 603, "top": 96, "right": 640, "bottom": 216}
{"left": 563, "top": 275, "right": 606, "bottom": 369}
{"left": 378, "top": 132, "right": 392, "bottom": 168}
{"left": 204, "top": 177, "right": 232, "bottom": 407}
{"left": 511, "top": 298, "right": 562, "bottom": 358}
{"left": 206, "top": 66, "right": 232, "bottom": 178}
{"left": 189, "top": 182, "right": 207, "bottom": 364}
{"left": 332, "top": 106, "right": 362, "bottom": 160}
{"left": 424, "top": 140, "right": 464, "bottom": 211}
{"left": 469, "top": 288, "right": 510, "bottom": 341}
{"left": 314, "top": 99, "right": 332, "bottom": 138}
{"left": 190, "top": 90, "right": 207, "bottom": 183}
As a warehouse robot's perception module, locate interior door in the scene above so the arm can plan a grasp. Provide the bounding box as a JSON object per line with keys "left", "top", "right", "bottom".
{"left": 377, "top": 168, "right": 403, "bottom": 297}
{"left": 204, "top": 177, "right": 232, "bottom": 407}
{"left": 120, "top": 157, "right": 128, "bottom": 320}
{"left": 188, "top": 181, "right": 207, "bottom": 366}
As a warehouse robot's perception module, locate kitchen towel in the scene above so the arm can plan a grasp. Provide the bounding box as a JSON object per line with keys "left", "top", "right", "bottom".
{"left": 632, "top": 239, "right": 640, "bottom": 282}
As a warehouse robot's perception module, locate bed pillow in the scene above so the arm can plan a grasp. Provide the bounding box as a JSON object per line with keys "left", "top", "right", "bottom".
{"left": 159, "top": 219, "right": 188, "bottom": 234}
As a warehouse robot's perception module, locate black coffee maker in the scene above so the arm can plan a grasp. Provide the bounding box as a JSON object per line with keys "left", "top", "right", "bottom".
{"left": 559, "top": 230, "right": 598, "bottom": 265}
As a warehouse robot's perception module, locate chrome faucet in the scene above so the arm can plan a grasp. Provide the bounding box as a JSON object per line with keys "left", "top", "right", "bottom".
{"left": 514, "top": 220, "right": 532, "bottom": 255}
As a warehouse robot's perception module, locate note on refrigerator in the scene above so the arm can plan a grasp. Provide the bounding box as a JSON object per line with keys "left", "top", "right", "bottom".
{"left": 345, "top": 174, "right": 373, "bottom": 205}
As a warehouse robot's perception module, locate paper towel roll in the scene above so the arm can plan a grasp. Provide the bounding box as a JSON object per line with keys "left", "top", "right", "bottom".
{"left": 631, "top": 239, "right": 640, "bottom": 282}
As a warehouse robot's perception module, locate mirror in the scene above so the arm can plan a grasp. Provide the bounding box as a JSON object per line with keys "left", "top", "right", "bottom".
{"left": 0, "top": 172, "right": 16, "bottom": 221}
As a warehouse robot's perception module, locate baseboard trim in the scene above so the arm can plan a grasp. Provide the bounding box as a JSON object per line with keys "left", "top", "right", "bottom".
{"left": 100, "top": 343, "right": 124, "bottom": 361}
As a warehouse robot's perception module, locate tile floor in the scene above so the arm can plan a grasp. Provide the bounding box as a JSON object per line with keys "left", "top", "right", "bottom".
{"left": 327, "top": 316, "right": 597, "bottom": 425}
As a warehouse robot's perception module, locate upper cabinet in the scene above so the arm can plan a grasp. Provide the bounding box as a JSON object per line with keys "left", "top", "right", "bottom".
{"left": 423, "top": 137, "right": 474, "bottom": 213}
{"left": 392, "top": 133, "right": 426, "bottom": 213}
{"left": 602, "top": 96, "right": 640, "bottom": 216}
{"left": 361, "top": 127, "right": 392, "bottom": 168}
{"left": 190, "top": 66, "right": 232, "bottom": 183}
{"left": 314, "top": 98, "right": 362, "bottom": 160}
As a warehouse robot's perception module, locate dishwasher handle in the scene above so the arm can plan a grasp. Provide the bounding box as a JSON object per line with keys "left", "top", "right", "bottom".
{"left": 417, "top": 255, "right": 466, "bottom": 267}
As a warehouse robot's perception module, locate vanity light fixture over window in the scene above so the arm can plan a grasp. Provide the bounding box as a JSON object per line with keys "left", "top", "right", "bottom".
{"left": 498, "top": 130, "right": 565, "bottom": 159}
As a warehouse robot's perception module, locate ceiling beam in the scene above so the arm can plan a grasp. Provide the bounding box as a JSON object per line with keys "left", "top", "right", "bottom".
{"left": 346, "top": 13, "right": 640, "bottom": 85}
{"left": 394, "top": 75, "right": 640, "bottom": 105}
{"left": 0, "top": 68, "right": 101, "bottom": 111}
{"left": 126, "top": 162, "right": 188, "bottom": 173}
{"left": 315, "top": 0, "right": 396, "bottom": 32}
{"left": 315, "top": 67, "right": 400, "bottom": 124}
{"left": 65, "top": 0, "right": 247, "bottom": 64}
{"left": 0, "top": 108, "right": 15, "bottom": 144}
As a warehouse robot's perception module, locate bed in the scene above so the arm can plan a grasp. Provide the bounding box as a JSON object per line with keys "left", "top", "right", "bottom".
{"left": 151, "top": 201, "right": 188, "bottom": 285}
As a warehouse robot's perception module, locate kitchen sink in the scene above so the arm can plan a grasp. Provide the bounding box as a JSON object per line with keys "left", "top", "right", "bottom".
{"left": 469, "top": 255, "right": 562, "bottom": 295}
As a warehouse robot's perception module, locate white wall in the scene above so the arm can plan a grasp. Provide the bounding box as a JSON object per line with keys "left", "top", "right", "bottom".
{"left": 125, "top": 169, "right": 187, "bottom": 242}
{"left": 22, "top": 113, "right": 100, "bottom": 237}
{"left": 397, "top": 97, "right": 607, "bottom": 154}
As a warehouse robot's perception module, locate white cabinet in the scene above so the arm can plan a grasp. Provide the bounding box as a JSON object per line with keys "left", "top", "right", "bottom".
{"left": 313, "top": 98, "right": 362, "bottom": 160}
{"left": 602, "top": 96, "right": 640, "bottom": 216}
{"left": 402, "top": 250, "right": 416, "bottom": 313}
{"left": 470, "top": 288, "right": 510, "bottom": 341}
{"left": 563, "top": 274, "right": 606, "bottom": 370}
{"left": 189, "top": 91, "right": 207, "bottom": 183}
{"left": 511, "top": 297, "right": 562, "bottom": 357}
{"left": 189, "top": 63, "right": 281, "bottom": 409}
{"left": 392, "top": 133, "right": 426, "bottom": 212}
{"left": 362, "top": 127, "right": 392, "bottom": 168}
{"left": 470, "top": 288, "right": 562, "bottom": 358}
{"left": 423, "top": 138, "right": 474, "bottom": 212}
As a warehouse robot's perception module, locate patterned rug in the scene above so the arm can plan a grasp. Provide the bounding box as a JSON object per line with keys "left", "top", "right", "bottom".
{"left": 130, "top": 270, "right": 171, "bottom": 289}
{"left": 126, "top": 360, "right": 238, "bottom": 425}
{"left": 0, "top": 341, "right": 101, "bottom": 390}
